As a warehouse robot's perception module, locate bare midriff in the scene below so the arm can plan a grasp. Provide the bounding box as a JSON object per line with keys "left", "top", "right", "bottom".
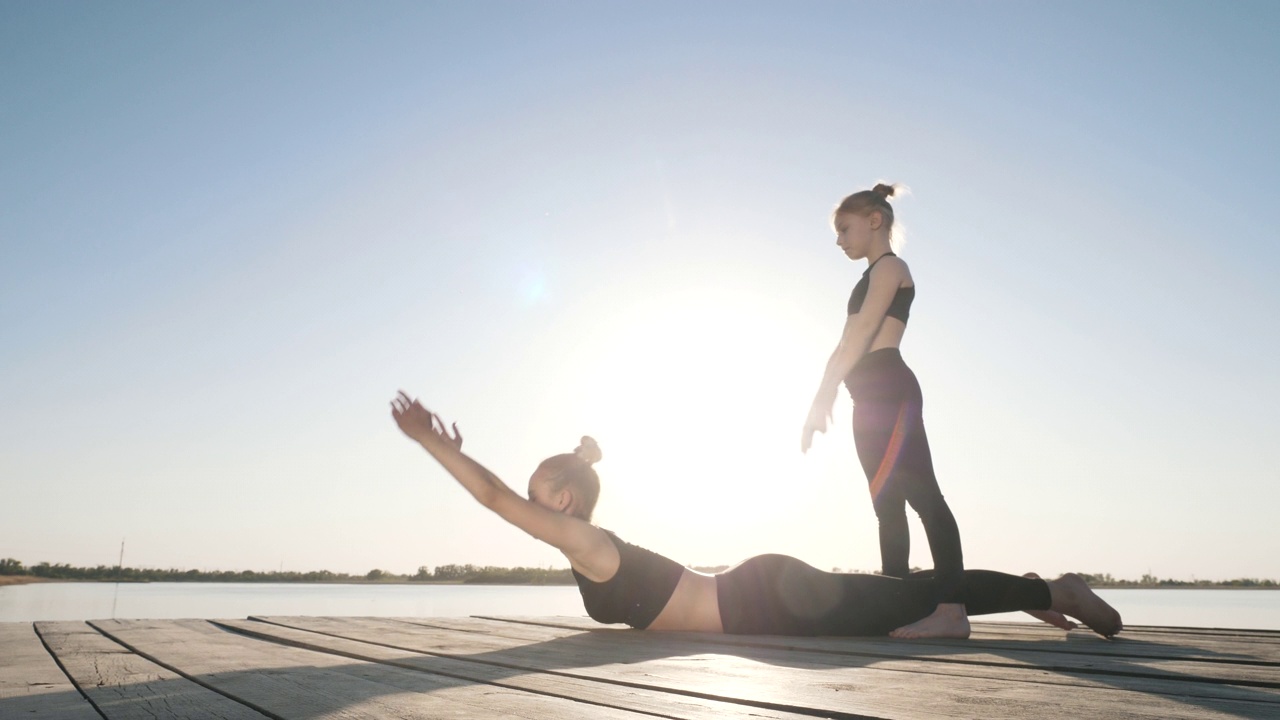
{"left": 645, "top": 568, "right": 723, "bottom": 632}
{"left": 866, "top": 314, "right": 907, "bottom": 354}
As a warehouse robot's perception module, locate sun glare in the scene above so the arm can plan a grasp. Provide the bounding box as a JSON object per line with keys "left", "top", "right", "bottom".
{"left": 558, "top": 281, "right": 841, "bottom": 562}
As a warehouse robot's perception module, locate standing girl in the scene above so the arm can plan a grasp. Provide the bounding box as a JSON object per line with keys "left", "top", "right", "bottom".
{"left": 801, "top": 183, "right": 968, "bottom": 639}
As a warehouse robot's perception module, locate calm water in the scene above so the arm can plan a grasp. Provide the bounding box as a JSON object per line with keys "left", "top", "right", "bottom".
{"left": 0, "top": 583, "right": 586, "bottom": 623}
{"left": 2, "top": 583, "right": 1278, "bottom": 629}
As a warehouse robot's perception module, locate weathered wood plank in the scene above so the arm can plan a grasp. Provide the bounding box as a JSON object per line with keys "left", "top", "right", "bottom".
{"left": 12, "top": 613, "right": 1279, "bottom": 720}
{"left": 1108, "top": 624, "right": 1280, "bottom": 640}
{"left": 488, "top": 615, "right": 1280, "bottom": 666}
{"left": 412, "top": 616, "right": 1280, "bottom": 691}
{"left": 36, "top": 621, "right": 269, "bottom": 720}
{"left": 215, "top": 618, "right": 823, "bottom": 720}
{"left": 256, "top": 616, "right": 1279, "bottom": 720}
{"left": 0, "top": 623, "right": 101, "bottom": 720}
{"left": 396, "top": 617, "right": 1280, "bottom": 699}
{"left": 970, "top": 622, "right": 1280, "bottom": 658}
{"left": 90, "top": 619, "right": 664, "bottom": 720}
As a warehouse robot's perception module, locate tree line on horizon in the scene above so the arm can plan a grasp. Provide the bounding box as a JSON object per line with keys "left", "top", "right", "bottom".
{"left": 1, "top": 559, "right": 1275, "bottom": 588}
{"left": 0, "top": 558, "right": 576, "bottom": 584}
{"left": 1073, "top": 572, "right": 1278, "bottom": 588}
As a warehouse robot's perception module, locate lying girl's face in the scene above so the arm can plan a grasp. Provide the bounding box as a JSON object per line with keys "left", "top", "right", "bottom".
{"left": 527, "top": 470, "right": 559, "bottom": 510}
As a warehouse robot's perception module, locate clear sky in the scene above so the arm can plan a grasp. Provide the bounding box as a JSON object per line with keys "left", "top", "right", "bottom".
{"left": 3, "top": 1, "right": 1278, "bottom": 581}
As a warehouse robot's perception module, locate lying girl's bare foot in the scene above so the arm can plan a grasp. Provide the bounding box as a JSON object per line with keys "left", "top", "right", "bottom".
{"left": 1022, "top": 573, "right": 1078, "bottom": 630}
{"left": 1047, "top": 572, "right": 1123, "bottom": 638}
{"left": 889, "top": 602, "right": 971, "bottom": 639}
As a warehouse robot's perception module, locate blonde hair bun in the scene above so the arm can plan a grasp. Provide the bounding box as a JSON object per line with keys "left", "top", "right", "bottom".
{"left": 574, "top": 436, "right": 602, "bottom": 465}
{"left": 871, "top": 182, "right": 899, "bottom": 199}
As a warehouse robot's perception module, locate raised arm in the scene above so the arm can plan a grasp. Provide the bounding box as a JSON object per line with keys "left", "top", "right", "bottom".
{"left": 390, "top": 392, "right": 611, "bottom": 570}
{"left": 802, "top": 257, "right": 910, "bottom": 452}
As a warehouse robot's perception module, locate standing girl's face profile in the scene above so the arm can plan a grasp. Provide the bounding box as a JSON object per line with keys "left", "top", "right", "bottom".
{"left": 834, "top": 211, "right": 878, "bottom": 260}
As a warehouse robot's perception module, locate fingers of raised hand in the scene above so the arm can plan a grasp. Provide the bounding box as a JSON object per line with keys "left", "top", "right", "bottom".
{"left": 392, "top": 392, "right": 435, "bottom": 423}
{"left": 393, "top": 390, "right": 415, "bottom": 413}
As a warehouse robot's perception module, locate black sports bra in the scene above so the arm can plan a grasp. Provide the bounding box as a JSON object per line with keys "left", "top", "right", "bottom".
{"left": 571, "top": 529, "right": 685, "bottom": 629}
{"left": 846, "top": 252, "right": 914, "bottom": 323}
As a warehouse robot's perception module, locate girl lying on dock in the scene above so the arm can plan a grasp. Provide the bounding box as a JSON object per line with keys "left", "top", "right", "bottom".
{"left": 391, "top": 391, "right": 1122, "bottom": 639}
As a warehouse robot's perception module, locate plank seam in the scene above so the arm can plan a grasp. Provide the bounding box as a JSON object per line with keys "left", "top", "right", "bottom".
{"left": 251, "top": 617, "right": 1280, "bottom": 712}
{"left": 1120, "top": 625, "right": 1280, "bottom": 638}
{"left": 243, "top": 616, "right": 891, "bottom": 720}
{"left": 30, "top": 622, "right": 109, "bottom": 720}
{"left": 470, "top": 617, "right": 1280, "bottom": 693}
{"left": 476, "top": 616, "right": 1280, "bottom": 668}
{"left": 211, "top": 619, "right": 692, "bottom": 720}
{"left": 977, "top": 622, "right": 1280, "bottom": 638}
{"left": 85, "top": 620, "right": 282, "bottom": 720}
{"left": 389, "top": 617, "right": 497, "bottom": 635}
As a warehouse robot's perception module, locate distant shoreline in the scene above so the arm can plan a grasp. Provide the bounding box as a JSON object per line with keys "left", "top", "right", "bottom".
{"left": 4, "top": 559, "right": 1276, "bottom": 590}
{"left": 0, "top": 576, "right": 576, "bottom": 587}
{"left": 0, "top": 576, "right": 58, "bottom": 587}
{"left": 2, "top": 576, "right": 1278, "bottom": 590}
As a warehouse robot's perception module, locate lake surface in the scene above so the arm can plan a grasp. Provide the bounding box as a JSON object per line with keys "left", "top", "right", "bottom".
{"left": 2, "top": 582, "right": 1278, "bottom": 629}
{"left": 0, "top": 582, "right": 585, "bottom": 623}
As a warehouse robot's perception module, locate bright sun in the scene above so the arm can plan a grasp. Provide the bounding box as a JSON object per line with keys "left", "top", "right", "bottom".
{"left": 556, "top": 280, "right": 860, "bottom": 565}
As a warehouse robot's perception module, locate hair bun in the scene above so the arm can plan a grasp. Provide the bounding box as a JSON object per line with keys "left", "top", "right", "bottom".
{"left": 871, "top": 182, "right": 897, "bottom": 199}
{"left": 574, "top": 436, "right": 602, "bottom": 465}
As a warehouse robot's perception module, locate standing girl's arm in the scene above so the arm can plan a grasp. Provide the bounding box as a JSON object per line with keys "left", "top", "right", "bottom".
{"left": 802, "top": 257, "right": 910, "bottom": 452}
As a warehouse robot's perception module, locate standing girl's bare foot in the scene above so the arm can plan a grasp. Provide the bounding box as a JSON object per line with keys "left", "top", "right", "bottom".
{"left": 1021, "top": 572, "right": 1078, "bottom": 630}
{"left": 889, "top": 602, "right": 971, "bottom": 639}
{"left": 1047, "top": 573, "right": 1123, "bottom": 638}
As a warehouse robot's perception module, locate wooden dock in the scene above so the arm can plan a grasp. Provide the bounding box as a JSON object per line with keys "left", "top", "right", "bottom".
{"left": 3, "top": 616, "right": 1278, "bottom": 719}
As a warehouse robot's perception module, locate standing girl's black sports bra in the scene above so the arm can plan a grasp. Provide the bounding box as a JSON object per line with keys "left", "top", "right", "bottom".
{"left": 847, "top": 252, "right": 915, "bottom": 323}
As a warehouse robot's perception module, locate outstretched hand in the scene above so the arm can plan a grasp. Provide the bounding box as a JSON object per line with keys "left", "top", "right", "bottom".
{"left": 391, "top": 391, "right": 463, "bottom": 449}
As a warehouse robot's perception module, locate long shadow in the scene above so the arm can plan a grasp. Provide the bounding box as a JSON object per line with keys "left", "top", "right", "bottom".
{"left": 12, "top": 617, "right": 1280, "bottom": 720}
{"left": 46, "top": 618, "right": 867, "bottom": 720}
{"left": 221, "top": 615, "right": 1280, "bottom": 718}
{"left": 490, "top": 615, "right": 1280, "bottom": 666}
{"left": 0, "top": 687, "right": 104, "bottom": 720}
{"left": 0, "top": 660, "right": 649, "bottom": 720}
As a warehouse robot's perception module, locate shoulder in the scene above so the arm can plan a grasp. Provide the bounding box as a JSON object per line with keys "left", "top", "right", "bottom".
{"left": 875, "top": 254, "right": 908, "bottom": 271}
{"left": 870, "top": 255, "right": 910, "bottom": 281}
{"left": 569, "top": 524, "right": 623, "bottom": 582}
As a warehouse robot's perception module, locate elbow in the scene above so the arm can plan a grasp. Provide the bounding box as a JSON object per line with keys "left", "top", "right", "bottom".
{"left": 841, "top": 326, "right": 874, "bottom": 356}
{"left": 475, "top": 486, "right": 500, "bottom": 510}
{"left": 832, "top": 343, "right": 867, "bottom": 377}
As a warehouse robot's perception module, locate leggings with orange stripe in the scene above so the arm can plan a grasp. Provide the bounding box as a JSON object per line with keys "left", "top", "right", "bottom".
{"left": 846, "top": 348, "right": 964, "bottom": 604}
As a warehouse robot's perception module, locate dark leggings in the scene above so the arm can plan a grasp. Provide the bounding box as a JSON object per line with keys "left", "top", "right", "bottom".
{"left": 716, "top": 554, "right": 1049, "bottom": 636}
{"left": 847, "top": 348, "right": 965, "bottom": 604}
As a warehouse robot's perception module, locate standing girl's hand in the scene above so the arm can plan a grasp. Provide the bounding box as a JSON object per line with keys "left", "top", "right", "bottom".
{"left": 391, "top": 391, "right": 463, "bottom": 449}
{"left": 801, "top": 396, "right": 833, "bottom": 453}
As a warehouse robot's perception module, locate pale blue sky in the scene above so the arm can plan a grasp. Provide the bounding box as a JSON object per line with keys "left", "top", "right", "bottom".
{"left": 2, "top": 1, "right": 1277, "bottom": 580}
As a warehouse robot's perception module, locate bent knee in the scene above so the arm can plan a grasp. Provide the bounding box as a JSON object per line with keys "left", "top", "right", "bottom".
{"left": 907, "top": 492, "right": 952, "bottom": 520}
